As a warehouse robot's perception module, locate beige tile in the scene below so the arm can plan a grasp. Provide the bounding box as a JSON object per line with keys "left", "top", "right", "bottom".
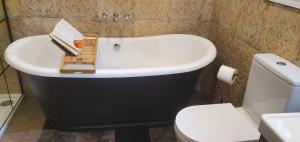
{"left": 255, "top": 27, "right": 299, "bottom": 65}
{"left": 294, "top": 43, "right": 300, "bottom": 67}
{"left": 4, "top": 0, "right": 21, "bottom": 17}
{"left": 169, "top": 0, "right": 203, "bottom": 20}
{"left": 167, "top": 19, "right": 211, "bottom": 37}
{"left": 20, "top": 0, "right": 61, "bottom": 17}
{"left": 0, "top": 65, "right": 3, "bottom": 76}
{"left": 167, "top": 19, "right": 200, "bottom": 35}
{"left": 99, "top": 20, "right": 134, "bottom": 37}
{"left": 0, "top": 1, "right": 4, "bottom": 17}
{"left": 0, "top": 75, "right": 9, "bottom": 94}
{"left": 99, "top": 20, "right": 111, "bottom": 37}
{"left": 212, "top": 0, "right": 224, "bottom": 22}
{"left": 134, "top": 20, "right": 167, "bottom": 36}
{"left": 264, "top": 3, "right": 300, "bottom": 48}
{"left": 65, "top": 18, "right": 100, "bottom": 35}
{"left": 99, "top": 0, "right": 133, "bottom": 17}
{"left": 214, "top": 0, "right": 246, "bottom": 32}
{"left": 23, "top": 18, "right": 60, "bottom": 36}
{"left": 265, "top": 3, "right": 300, "bottom": 34}
{"left": 61, "top": 0, "right": 98, "bottom": 18}
{"left": 0, "top": 21, "right": 11, "bottom": 51}
{"left": 8, "top": 18, "right": 25, "bottom": 40}
{"left": 198, "top": 21, "right": 212, "bottom": 38}
{"left": 235, "top": 0, "right": 268, "bottom": 47}
{"left": 235, "top": 0, "right": 300, "bottom": 68}
{"left": 0, "top": 21, "right": 11, "bottom": 68}
{"left": 4, "top": 68, "right": 21, "bottom": 94}
{"left": 226, "top": 37, "right": 258, "bottom": 88}
{"left": 200, "top": 0, "right": 215, "bottom": 21}
{"left": 208, "top": 23, "right": 234, "bottom": 63}
{"left": 134, "top": 0, "right": 169, "bottom": 21}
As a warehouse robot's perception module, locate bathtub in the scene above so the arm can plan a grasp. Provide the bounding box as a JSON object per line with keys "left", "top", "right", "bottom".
{"left": 5, "top": 34, "right": 216, "bottom": 130}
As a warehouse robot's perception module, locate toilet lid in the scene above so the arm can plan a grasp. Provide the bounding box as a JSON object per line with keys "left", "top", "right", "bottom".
{"left": 175, "top": 103, "right": 260, "bottom": 142}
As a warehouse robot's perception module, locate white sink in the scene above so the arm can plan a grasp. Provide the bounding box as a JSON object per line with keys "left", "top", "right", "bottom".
{"left": 259, "top": 113, "right": 300, "bottom": 142}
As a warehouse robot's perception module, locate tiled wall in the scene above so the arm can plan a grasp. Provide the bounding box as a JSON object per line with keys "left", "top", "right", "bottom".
{"left": 0, "top": 21, "right": 10, "bottom": 67}
{"left": 1, "top": 1, "right": 20, "bottom": 95}
{"left": 203, "top": 0, "right": 300, "bottom": 106}
{"left": 3, "top": 0, "right": 300, "bottom": 106}
{"left": 0, "top": 1, "right": 10, "bottom": 68}
{"left": 5, "top": 0, "right": 214, "bottom": 40}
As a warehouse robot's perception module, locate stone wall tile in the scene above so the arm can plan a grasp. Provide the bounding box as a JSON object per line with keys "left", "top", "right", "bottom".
{"left": 20, "top": 0, "right": 61, "bottom": 18}
{"left": 134, "top": 0, "right": 169, "bottom": 21}
{"left": 134, "top": 20, "right": 166, "bottom": 36}
{"left": 61, "top": 0, "right": 98, "bottom": 18}
{"left": 169, "top": 0, "right": 203, "bottom": 20}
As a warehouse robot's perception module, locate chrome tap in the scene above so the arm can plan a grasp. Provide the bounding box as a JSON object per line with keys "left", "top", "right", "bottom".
{"left": 124, "top": 13, "right": 130, "bottom": 21}
{"left": 112, "top": 13, "right": 119, "bottom": 22}
{"left": 101, "top": 12, "right": 108, "bottom": 21}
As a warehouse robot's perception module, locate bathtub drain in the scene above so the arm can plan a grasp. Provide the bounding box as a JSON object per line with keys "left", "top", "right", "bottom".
{"left": 1, "top": 100, "right": 13, "bottom": 107}
{"left": 113, "top": 43, "right": 121, "bottom": 51}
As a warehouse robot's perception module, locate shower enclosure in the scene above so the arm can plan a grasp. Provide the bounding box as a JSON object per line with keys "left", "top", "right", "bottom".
{"left": 0, "top": 0, "right": 23, "bottom": 137}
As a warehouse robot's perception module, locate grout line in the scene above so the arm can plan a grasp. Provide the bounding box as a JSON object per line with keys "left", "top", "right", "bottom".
{"left": 0, "top": 18, "right": 6, "bottom": 23}
{"left": 0, "top": 65, "right": 9, "bottom": 76}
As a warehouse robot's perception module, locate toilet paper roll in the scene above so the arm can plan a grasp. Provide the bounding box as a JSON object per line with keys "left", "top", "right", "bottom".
{"left": 217, "top": 65, "right": 238, "bottom": 85}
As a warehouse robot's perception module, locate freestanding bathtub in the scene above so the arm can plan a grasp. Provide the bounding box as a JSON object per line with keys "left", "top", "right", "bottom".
{"left": 5, "top": 34, "right": 216, "bottom": 130}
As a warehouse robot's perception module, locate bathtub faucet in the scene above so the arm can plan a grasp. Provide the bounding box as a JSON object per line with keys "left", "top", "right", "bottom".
{"left": 112, "top": 13, "right": 119, "bottom": 22}
{"left": 101, "top": 13, "right": 108, "bottom": 21}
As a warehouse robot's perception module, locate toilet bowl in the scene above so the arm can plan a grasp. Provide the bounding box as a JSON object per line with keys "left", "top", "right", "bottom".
{"left": 175, "top": 104, "right": 260, "bottom": 142}
{"left": 175, "top": 54, "right": 300, "bottom": 142}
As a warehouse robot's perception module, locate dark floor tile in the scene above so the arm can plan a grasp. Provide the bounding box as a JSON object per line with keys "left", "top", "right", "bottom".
{"left": 149, "top": 126, "right": 177, "bottom": 142}
{"left": 38, "top": 130, "right": 115, "bottom": 142}
{"left": 0, "top": 130, "right": 41, "bottom": 142}
{"left": 1, "top": 130, "right": 115, "bottom": 142}
{"left": 115, "top": 127, "right": 151, "bottom": 142}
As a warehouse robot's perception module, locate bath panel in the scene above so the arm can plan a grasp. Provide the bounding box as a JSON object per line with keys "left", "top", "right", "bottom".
{"left": 23, "top": 70, "right": 201, "bottom": 130}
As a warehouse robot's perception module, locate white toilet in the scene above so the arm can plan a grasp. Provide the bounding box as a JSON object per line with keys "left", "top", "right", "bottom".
{"left": 175, "top": 53, "right": 300, "bottom": 142}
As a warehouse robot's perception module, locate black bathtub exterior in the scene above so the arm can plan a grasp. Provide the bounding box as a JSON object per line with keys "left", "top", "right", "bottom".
{"left": 23, "top": 70, "right": 202, "bottom": 130}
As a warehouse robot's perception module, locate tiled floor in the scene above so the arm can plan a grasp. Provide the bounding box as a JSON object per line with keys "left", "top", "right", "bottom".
{"left": 0, "top": 87, "right": 210, "bottom": 142}
{"left": 0, "top": 94, "right": 22, "bottom": 135}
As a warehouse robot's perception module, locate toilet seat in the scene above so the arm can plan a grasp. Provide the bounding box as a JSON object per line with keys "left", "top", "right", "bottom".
{"left": 175, "top": 103, "right": 260, "bottom": 142}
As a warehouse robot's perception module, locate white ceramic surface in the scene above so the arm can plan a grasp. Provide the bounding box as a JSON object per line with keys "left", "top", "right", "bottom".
{"left": 175, "top": 104, "right": 260, "bottom": 142}
{"left": 259, "top": 113, "right": 300, "bottom": 142}
{"left": 254, "top": 54, "right": 300, "bottom": 86}
{"left": 4, "top": 34, "right": 216, "bottom": 78}
{"left": 269, "top": 0, "right": 300, "bottom": 9}
{"left": 243, "top": 54, "right": 300, "bottom": 123}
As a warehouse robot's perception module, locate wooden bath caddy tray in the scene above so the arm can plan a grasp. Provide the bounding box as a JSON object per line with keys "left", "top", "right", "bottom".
{"left": 60, "top": 35, "right": 98, "bottom": 74}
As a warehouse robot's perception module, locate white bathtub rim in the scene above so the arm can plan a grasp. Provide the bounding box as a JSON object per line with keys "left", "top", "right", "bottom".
{"left": 5, "top": 35, "right": 217, "bottom": 78}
